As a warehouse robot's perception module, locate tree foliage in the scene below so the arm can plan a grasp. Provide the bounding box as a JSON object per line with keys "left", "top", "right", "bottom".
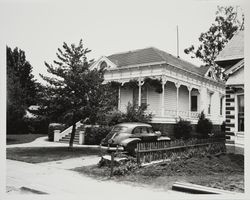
{"left": 184, "top": 6, "right": 244, "bottom": 77}
{"left": 7, "top": 46, "right": 38, "bottom": 134}
{"left": 105, "top": 102, "right": 152, "bottom": 126}
{"left": 40, "top": 39, "right": 114, "bottom": 147}
{"left": 125, "top": 102, "right": 152, "bottom": 123}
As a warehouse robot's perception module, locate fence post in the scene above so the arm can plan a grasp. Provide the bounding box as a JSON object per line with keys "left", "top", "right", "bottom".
{"left": 110, "top": 152, "right": 114, "bottom": 177}
{"left": 136, "top": 143, "right": 140, "bottom": 166}
{"left": 99, "top": 144, "right": 103, "bottom": 157}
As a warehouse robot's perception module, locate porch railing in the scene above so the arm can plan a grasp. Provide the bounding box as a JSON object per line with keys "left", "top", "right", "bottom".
{"left": 163, "top": 109, "right": 199, "bottom": 119}
{"left": 164, "top": 109, "right": 177, "bottom": 117}
{"left": 190, "top": 111, "right": 199, "bottom": 118}
{"left": 178, "top": 110, "right": 189, "bottom": 118}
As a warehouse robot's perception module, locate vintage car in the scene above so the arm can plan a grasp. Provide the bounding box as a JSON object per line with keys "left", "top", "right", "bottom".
{"left": 100, "top": 122, "right": 170, "bottom": 155}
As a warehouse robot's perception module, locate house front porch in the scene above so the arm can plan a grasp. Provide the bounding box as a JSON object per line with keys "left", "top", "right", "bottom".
{"left": 114, "top": 76, "right": 224, "bottom": 125}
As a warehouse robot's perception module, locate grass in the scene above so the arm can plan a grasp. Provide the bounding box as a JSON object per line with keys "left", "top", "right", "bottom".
{"left": 6, "top": 134, "right": 47, "bottom": 145}
{"left": 73, "top": 153, "right": 244, "bottom": 193}
{"left": 7, "top": 147, "right": 104, "bottom": 163}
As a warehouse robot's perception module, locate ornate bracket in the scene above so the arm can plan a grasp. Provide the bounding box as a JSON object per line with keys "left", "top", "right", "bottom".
{"left": 138, "top": 77, "right": 145, "bottom": 86}
{"left": 161, "top": 76, "right": 168, "bottom": 85}
{"left": 175, "top": 81, "right": 180, "bottom": 89}
{"left": 187, "top": 84, "right": 192, "bottom": 92}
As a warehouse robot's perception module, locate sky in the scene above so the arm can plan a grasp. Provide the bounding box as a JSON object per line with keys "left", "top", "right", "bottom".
{"left": 0, "top": 0, "right": 247, "bottom": 83}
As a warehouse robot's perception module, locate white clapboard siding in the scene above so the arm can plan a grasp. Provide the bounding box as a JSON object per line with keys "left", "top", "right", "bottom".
{"left": 165, "top": 82, "right": 177, "bottom": 110}
{"left": 147, "top": 86, "right": 161, "bottom": 116}
{"left": 178, "top": 85, "right": 189, "bottom": 111}
{"left": 120, "top": 87, "right": 133, "bottom": 112}
{"left": 211, "top": 91, "right": 220, "bottom": 116}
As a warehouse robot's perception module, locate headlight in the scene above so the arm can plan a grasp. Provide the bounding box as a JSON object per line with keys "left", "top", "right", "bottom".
{"left": 108, "top": 139, "right": 113, "bottom": 144}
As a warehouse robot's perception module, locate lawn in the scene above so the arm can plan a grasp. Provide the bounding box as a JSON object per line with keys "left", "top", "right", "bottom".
{"left": 6, "top": 134, "right": 47, "bottom": 145}
{"left": 7, "top": 147, "right": 104, "bottom": 163}
{"left": 73, "top": 153, "right": 244, "bottom": 193}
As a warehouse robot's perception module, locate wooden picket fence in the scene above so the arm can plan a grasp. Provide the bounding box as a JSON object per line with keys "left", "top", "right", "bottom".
{"left": 136, "top": 138, "right": 225, "bottom": 165}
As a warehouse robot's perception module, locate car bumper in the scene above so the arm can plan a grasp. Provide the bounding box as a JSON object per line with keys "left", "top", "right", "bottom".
{"left": 99, "top": 145, "right": 124, "bottom": 151}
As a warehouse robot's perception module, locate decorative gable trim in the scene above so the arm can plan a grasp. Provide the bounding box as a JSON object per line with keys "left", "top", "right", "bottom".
{"left": 204, "top": 67, "right": 217, "bottom": 80}
{"left": 90, "top": 56, "right": 117, "bottom": 70}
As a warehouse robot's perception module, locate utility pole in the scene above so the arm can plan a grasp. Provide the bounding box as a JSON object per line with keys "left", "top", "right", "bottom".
{"left": 177, "top": 25, "right": 180, "bottom": 58}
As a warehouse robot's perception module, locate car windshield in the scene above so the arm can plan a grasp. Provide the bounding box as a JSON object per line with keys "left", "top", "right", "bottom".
{"left": 111, "top": 126, "right": 129, "bottom": 133}
{"left": 147, "top": 127, "right": 154, "bottom": 133}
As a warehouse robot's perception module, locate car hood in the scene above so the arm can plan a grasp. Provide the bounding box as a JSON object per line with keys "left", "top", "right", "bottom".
{"left": 101, "top": 131, "right": 118, "bottom": 144}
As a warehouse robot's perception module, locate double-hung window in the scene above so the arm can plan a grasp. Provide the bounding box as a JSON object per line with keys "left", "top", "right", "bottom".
{"left": 133, "top": 86, "right": 147, "bottom": 107}
{"left": 237, "top": 94, "right": 244, "bottom": 132}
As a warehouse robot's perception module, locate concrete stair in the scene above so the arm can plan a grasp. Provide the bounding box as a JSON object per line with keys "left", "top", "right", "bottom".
{"left": 58, "top": 125, "right": 85, "bottom": 144}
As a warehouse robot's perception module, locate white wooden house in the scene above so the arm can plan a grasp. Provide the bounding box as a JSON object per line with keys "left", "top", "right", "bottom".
{"left": 91, "top": 47, "right": 225, "bottom": 134}
{"left": 215, "top": 31, "right": 244, "bottom": 154}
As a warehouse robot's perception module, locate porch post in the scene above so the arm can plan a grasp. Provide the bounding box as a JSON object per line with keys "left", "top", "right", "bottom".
{"left": 175, "top": 82, "right": 180, "bottom": 117}
{"left": 187, "top": 86, "right": 192, "bottom": 118}
{"left": 161, "top": 77, "right": 167, "bottom": 117}
{"left": 138, "top": 78, "right": 144, "bottom": 107}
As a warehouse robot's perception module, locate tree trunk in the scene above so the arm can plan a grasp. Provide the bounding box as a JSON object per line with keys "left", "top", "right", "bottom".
{"left": 69, "top": 113, "right": 76, "bottom": 148}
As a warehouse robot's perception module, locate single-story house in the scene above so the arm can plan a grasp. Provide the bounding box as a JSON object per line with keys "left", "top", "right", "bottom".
{"left": 215, "top": 31, "right": 244, "bottom": 154}
{"left": 91, "top": 47, "right": 225, "bottom": 135}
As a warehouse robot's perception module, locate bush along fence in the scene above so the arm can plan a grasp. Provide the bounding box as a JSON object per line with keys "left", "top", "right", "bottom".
{"left": 136, "top": 138, "right": 226, "bottom": 165}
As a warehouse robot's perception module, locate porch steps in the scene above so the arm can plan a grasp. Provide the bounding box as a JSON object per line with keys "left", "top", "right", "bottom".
{"left": 58, "top": 124, "right": 85, "bottom": 144}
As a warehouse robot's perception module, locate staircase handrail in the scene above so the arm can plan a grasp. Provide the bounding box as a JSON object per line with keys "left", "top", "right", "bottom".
{"left": 55, "top": 121, "right": 83, "bottom": 141}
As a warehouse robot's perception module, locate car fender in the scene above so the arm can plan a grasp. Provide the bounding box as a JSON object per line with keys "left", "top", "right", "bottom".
{"left": 120, "top": 138, "right": 141, "bottom": 147}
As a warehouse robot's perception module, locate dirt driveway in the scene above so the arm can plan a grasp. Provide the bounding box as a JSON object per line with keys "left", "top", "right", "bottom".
{"left": 6, "top": 159, "right": 180, "bottom": 198}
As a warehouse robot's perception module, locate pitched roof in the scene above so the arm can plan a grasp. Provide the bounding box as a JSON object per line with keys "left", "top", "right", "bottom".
{"left": 215, "top": 31, "right": 244, "bottom": 62}
{"left": 225, "top": 59, "right": 244, "bottom": 75}
{"left": 107, "top": 47, "right": 208, "bottom": 76}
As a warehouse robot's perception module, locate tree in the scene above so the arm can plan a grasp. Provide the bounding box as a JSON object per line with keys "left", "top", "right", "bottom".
{"left": 7, "top": 46, "right": 37, "bottom": 134}
{"left": 173, "top": 118, "right": 192, "bottom": 140}
{"left": 184, "top": 6, "right": 244, "bottom": 77}
{"left": 40, "top": 39, "right": 110, "bottom": 148}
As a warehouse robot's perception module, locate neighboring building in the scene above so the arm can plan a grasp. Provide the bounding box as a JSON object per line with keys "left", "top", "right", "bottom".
{"left": 24, "top": 105, "right": 40, "bottom": 119}
{"left": 91, "top": 47, "right": 225, "bottom": 135}
{"left": 215, "top": 31, "right": 244, "bottom": 155}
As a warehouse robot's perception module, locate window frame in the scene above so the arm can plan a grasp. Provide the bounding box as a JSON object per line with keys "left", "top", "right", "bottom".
{"left": 191, "top": 95, "right": 198, "bottom": 112}
{"left": 236, "top": 93, "right": 244, "bottom": 133}
{"left": 133, "top": 85, "right": 147, "bottom": 107}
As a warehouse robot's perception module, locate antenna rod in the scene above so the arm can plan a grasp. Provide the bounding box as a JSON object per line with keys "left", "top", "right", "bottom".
{"left": 177, "top": 25, "right": 179, "bottom": 58}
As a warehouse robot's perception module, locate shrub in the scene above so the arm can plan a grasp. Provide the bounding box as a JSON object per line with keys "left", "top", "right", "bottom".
{"left": 98, "top": 155, "right": 138, "bottom": 176}
{"left": 196, "top": 111, "right": 213, "bottom": 138}
{"left": 113, "top": 159, "right": 138, "bottom": 176}
{"left": 221, "top": 121, "right": 226, "bottom": 133}
{"left": 7, "top": 119, "right": 29, "bottom": 135}
{"left": 173, "top": 118, "right": 192, "bottom": 139}
{"left": 104, "top": 102, "right": 152, "bottom": 126}
{"left": 105, "top": 110, "right": 125, "bottom": 126}
{"left": 124, "top": 102, "right": 152, "bottom": 123}
{"left": 85, "top": 126, "right": 112, "bottom": 145}
{"left": 25, "top": 116, "right": 49, "bottom": 134}
{"left": 48, "top": 123, "right": 66, "bottom": 141}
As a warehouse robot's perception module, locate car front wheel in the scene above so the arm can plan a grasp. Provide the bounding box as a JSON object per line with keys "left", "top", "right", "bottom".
{"left": 124, "top": 141, "right": 138, "bottom": 156}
